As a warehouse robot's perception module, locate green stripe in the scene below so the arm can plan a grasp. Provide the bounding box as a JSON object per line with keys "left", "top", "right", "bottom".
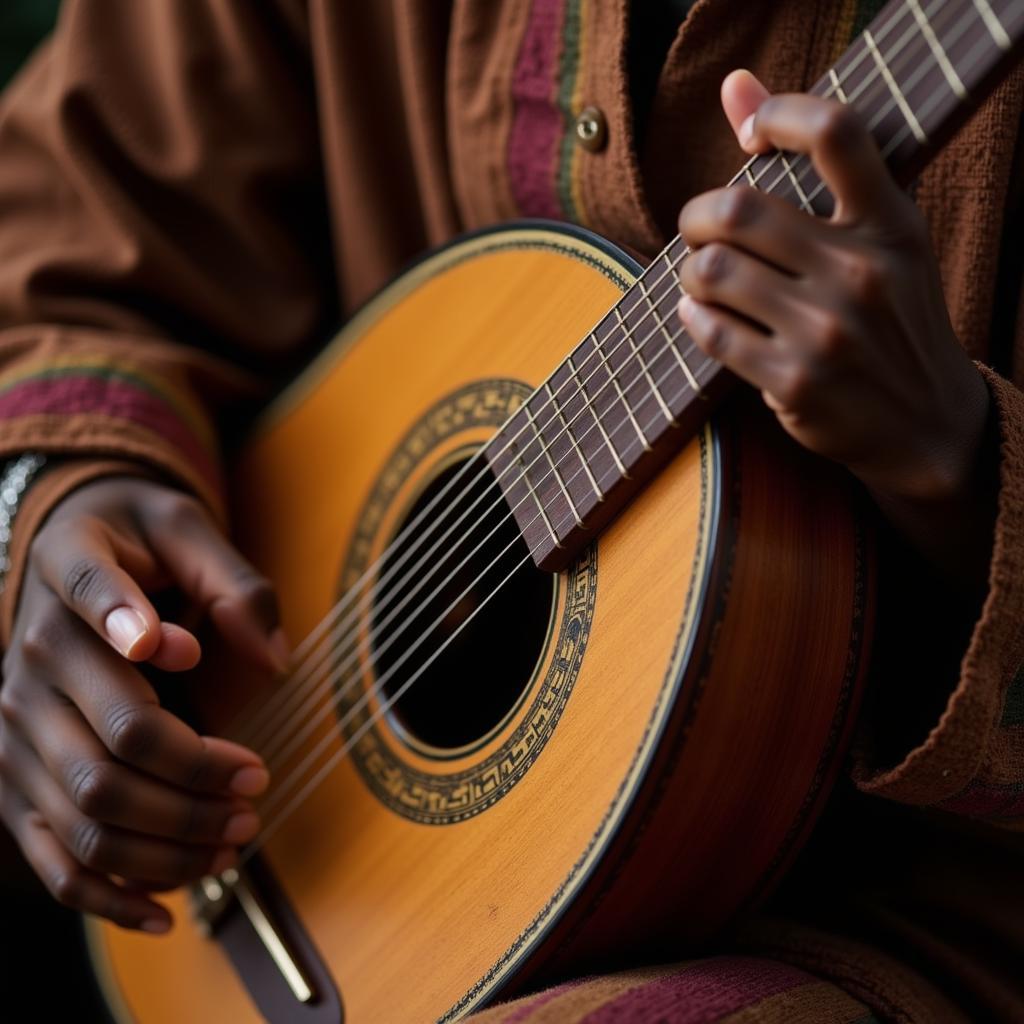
{"left": 851, "top": 0, "right": 889, "bottom": 38}
{"left": 555, "top": 0, "right": 584, "bottom": 222}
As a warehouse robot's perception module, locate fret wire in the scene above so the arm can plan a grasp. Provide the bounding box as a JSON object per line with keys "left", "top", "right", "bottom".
{"left": 512, "top": 442, "right": 561, "bottom": 549}
{"left": 828, "top": 67, "right": 850, "bottom": 102}
{"left": 523, "top": 401, "right": 583, "bottom": 527}
{"left": 614, "top": 303, "right": 677, "bottom": 425}
{"left": 907, "top": 0, "right": 969, "bottom": 97}
{"left": 864, "top": 28, "right": 930, "bottom": 143}
{"left": 567, "top": 353, "right": 628, "bottom": 477}
{"left": 659, "top": 252, "right": 702, "bottom": 393}
{"left": 875, "top": 1, "right": 1004, "bottom": 155}
{"left": 590, "top": 331, "right": 652, "bottom": 451}
{"left": 544, "top": 379, "right": 603, "bottom": 500}
{"left": 503, "top": 0, "right": 1005, "bottom": 551}
{"left": 224, "top": 0, "right": 1015, "bottom": 798}
{"left": 779, "top": 153, "right": 815, "bottom": 212}
{"left": 778, "top": 0, "right": 951, "bottom": 202}
{"left": 763, "top": 0, "right": 963, "bottom": 203}
{"left": 973, "top": 0, "right": 1012, "bottom": 47}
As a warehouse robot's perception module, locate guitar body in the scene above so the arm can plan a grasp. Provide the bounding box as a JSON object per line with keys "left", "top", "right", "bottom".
{"left": 86, "top": 223, "right": 871, "bottom": 1023}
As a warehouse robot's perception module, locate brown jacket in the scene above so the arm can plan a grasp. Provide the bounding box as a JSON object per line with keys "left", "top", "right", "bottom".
{"left": 0, "top": 1, "right": 1021, "bottom": 1019}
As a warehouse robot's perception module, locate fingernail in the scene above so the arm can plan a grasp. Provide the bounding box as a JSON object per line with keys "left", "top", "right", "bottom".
{"left": 678, "top": 294, "right": 694, "bottom": 322}
{"left": 140, "top": 917, "right": 171, "bottom": 935}
{"left": 230, "top": 765, "right": 269, "bottom": 797}
{"left": 209, "top": 847, "right": 238, "bottom": 877}
{"left": 739, "top": 113, "right": 756, "bottom": 147}
{"left": 222, "top": 810, "right": 260, "bottom": 844}
{"left": 269, "top": 628, "right": 291, "bottom": 674}
{"left": 105, "top": 607, "right": 149, "bottom": 658}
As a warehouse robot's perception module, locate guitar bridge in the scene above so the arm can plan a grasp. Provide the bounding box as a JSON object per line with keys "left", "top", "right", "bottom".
{"left": 187, "top": 860, "right": 344, "bottom": 1022}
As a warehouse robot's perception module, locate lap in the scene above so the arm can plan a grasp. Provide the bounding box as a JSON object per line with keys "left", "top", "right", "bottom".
{"left": 465, "top": 955, "right": 878, "bottom": 1023}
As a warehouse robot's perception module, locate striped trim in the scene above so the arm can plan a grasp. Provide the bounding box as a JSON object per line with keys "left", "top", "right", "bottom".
{"left": 469, "top": 958, "right": 878, "bottom": 1023}
{"left": 0, "top": 361, "right": 220, "bottom": 496}
{"left": 507, "top": 0, "right": 589, "bottom": 224}
{"left": 0, "top": 356, "right": 216, "bottom": 448}
{"left": 555, "top": 0, "right": 587, "bottom": 223}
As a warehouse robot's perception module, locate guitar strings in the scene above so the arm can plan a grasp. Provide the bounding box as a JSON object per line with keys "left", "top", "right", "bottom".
{"left": 229, "top": 0, "right": 943, "bottom": 768}
{"left": 229, "top": 0, "right": 965, "bottom": 803}
{"left": 232, "top": 0, "right": 1007, "bottom": 856}
{"left": 222, "top": 0, "right": 921, "bottom": 750}
{"left": 248, "top": 0, "right": 975, "bottom": 818}
{"left": 226, "top": 0, "right": 959, "bottom": 797}
{"left": 226, "top": 0, "right": 983, "bottom": 806}
{"left": 230, "top": 0, "right": 1008, "bottom": 860}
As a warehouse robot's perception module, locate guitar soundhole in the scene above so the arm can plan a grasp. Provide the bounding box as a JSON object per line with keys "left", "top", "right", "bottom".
{"left": 371, "top": 455, "right": 557, "bottom": 754}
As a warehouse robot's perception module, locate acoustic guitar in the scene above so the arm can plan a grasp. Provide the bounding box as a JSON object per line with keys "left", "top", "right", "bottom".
{"left": 86, "top": 1, "right": 1024, "bottom": 1020}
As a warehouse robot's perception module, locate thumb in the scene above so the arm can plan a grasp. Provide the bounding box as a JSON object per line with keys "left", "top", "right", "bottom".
{"left": 721, "top": 69, "right": 772, "bottom": 153}
{"left": 144, "top": 495, "right": 290, "bottom": 675}
{"left": 34, "top": 517, "right": 170, "bottom": 664}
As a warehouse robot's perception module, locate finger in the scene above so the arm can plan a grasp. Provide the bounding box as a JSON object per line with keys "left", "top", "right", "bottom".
{"left": 741, "top": 93, "right": 902, "bottom": 223}
{"left": 142, "top": 495, "right": 289, "bottom": 674}
{"left": 678, "top": 294, "right": 792, "bottom": 396}
{"left": 4, "top": 787, "right": 172, "bottom": 932}
{"left": 148, "top": 622, "right": 201, "bottom": 672}
{"left": 721, "top": 68, "right": 770, "bottom": 143}
{"left": 15, "top": 689, "right": 259, "bottom": 845}
{"left": 33, "top": 517, "right": 165, "bottom": 663}
{"left": 4, "top": 725, "right": 235, "bottom": 888}
{"left": 679, "top": 243, "right": 804, "bottom": 332}
{"left": 678, "top": 186, "right": 828, "bottom": 275}
{"left": 45, "top": 613, "right": 268, "bottom": 797}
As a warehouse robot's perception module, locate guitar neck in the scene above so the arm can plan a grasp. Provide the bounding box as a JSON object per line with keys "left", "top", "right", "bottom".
{"left": 488, "top": 0, "right": 1024, "bottom": 571}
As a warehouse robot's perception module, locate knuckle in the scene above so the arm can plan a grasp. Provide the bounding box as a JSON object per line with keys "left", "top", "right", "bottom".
{"left": 716, "top": 187, "right": 758, "bottom": 232}
{"left": 63, "top": 557, "right": 107, "bottom": 610}
{"left": 68, "top": 760, "right": 116, "bottom": 818}
{"left": 154, "top": 491, "right": 204, "bottom": 532}
{"left": 0, "top": 687, "right": 22, "bottom": 727}
{"left": 234, "top": 571, "right": 280, "bottom": 629}
{"left": 19, "top": 611, "right": 63, "bottom": 666}
{"left": 812, "top": 310, "right": 853, "bottom": 358}
{"left": 105, "top": 701, "right": 157, "bottom": 764}
{"left": 839, "top": 253, "right": 884, "bottom": 305}
{"left": 777, "top": 364, "right": 813, "bottom": 408}
{"left": 49, "top": 866, "right": 84, "bottom": 907}
{"left": 72, "top": 818, "right": 108, "bottom": 870}
{"left": 695, "top": 244, "right": 730, "bottom": 286}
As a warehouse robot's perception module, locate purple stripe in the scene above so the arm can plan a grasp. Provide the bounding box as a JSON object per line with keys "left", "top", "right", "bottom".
{"left": 507, "top": 0, "right": 567, "bottom": 219}
{"left": 501, "top": 978, "right": 583, "bottom": 1023}
{"left": 0, "top": 375, "right": 219, "bottom": 489}
{"left": 581, "top": 957, "right": 814, "bottom": 1023}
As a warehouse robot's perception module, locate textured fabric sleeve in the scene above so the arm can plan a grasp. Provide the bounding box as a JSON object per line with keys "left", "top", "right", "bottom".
{"left": 0, "top": 0, "right": 332, "bottom": 639}
{"left": 851, "top": 367, "right": 1024, "bottom": 828}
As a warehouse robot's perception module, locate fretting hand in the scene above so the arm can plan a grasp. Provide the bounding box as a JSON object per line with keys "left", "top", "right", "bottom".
{"left": 677, "top": 70, "right": 996, "bottom": 590}
{"left": 0, "top": 476, "right": 286, "bottom": 933}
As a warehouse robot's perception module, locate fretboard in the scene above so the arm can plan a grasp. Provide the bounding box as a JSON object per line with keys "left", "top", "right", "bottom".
{"left": 488, "top": 0, "right": 1024, "bottom": 571}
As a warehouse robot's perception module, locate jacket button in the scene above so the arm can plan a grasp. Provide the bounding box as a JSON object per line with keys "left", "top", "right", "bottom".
{"left": 574, "top": 106, "right": 608, "bottom": 153}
